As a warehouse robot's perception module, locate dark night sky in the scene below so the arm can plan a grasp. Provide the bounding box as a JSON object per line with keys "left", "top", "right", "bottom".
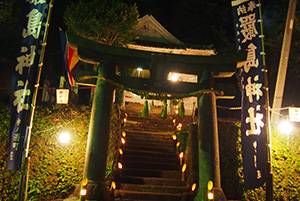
{"left": 2, "top": 0, "right": 300, "bottom": 109}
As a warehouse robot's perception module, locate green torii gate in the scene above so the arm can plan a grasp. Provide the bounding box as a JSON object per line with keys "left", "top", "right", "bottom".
{"left": 68, "top": 33, "right": 244, "bottom": 201}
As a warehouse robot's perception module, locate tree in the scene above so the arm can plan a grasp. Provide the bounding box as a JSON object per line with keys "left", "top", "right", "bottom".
{"left": 64, "top": 0, "right": 139, "bottom": 46}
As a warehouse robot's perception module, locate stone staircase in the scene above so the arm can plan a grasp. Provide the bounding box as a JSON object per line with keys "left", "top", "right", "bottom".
{"left": 113, "top": 111, "right": 190, "bottom": 201}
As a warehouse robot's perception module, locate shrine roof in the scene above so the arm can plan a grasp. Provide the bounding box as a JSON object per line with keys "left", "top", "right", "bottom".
{"left": 128, "top": 15, "right": 216, "bottom": 56}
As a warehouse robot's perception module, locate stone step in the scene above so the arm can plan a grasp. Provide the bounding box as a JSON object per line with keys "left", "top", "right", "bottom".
{"left": 125, "top": 131, "right": 174, "bottom": 141}
{"left": 122, "top": 149, "right": 178, "bottom": 160}
{"left": 114, "top": 190, "right": 185, "bottom": 201}
{"left": 119, "top": 168, "right": 182, "bottom": 179}
{"left": 115, "top": 183, "right": 188, "bottom": 194}
{"left": 124, "top": 144, "right": 175, "bottom": 153}
{"left": 115, "top": 175, "right": 185, "bottom": 186}
{"left": 121, "top": 154, "right": 179, "bottom": 164}
{"left": 125, "top": 139, "right": 175, "bottom": 149}
{"left": 121, "top": 160, "right": 180, "bottom": 171}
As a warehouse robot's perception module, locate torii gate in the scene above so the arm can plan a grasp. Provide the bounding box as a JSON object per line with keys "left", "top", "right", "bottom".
{"left": 67, "top": 32, "right": 244, "bottom": 201}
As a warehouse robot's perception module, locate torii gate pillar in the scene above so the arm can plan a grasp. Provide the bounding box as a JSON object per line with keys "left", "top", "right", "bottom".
{"left": 81, "top": 62, "right": 115, "bottom": 201}
{"left": 194, "top": 72, "right": 225, "bottom": 201}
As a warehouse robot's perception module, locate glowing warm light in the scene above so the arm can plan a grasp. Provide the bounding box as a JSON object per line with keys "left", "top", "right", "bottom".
{"left": 119, "top": 148, "right": 123, "bottom": 155}
{"left": 177, "top": 123, "right": 183, "bottom": 131}
{"left": 122, "top": 131, "right": 126, "bottom": 137}
{"left": 191, "top": 183, "right": 197, "bottom": 192}
{"left": 82, "top": 178, "right": 88, "bottom": 186}
{"left": 175, "top": 110, "right": 179, "bottom": 114}
{"left": 182, "top": 163, "right": 187, "bottom": 172}
{"left": 171, "top": 74, "right": 179, "bottom": 82}
{"left": 208, "top": 192, "right": 214, "bottom": 200}
{"left": 179, "top": 152, "right": 184, "bottom": 158}
{"left": 172, "top": 134, "right": 177, "bottom": 140}
{"left": 207, "top": 180, "right": 214, "bottom": 200}
{"left": 176, "top": 142, "right": 180, "bottom": 147}
{"left": 137, "top": 68, "right": 143, "bottom": 71}
{"left": 123, "top": 118, "right": 127, "bottom": 123}
{"left": 207, "top": 181, "right": 213, "bottom": 190}
{"left": 58, "top": 132, "right": 71, "bottom": 144}
{"left": 121, "top": 138, "right": 126, "bottom": 144}
{"left": 118, "top": 162, "right": 123, "bottom": 169}
{"left": 278, "top": 120, "right": 293, "bottom": 134}
{"left": 80, "top": 189, "right": 87, "bottom": 196}
{"left": 111, "top": 181, "right": 116, "bottom": 190}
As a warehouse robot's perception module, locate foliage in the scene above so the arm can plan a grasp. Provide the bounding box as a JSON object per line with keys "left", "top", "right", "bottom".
{"left": 64, "top": 0, "right": 139, "bottom": 46}
{"left": 218, "top": 120, "right": 244, "bottom": 200}
{"left": 180, "top": 118, "right": 300, "bottom": 200}
{"left": 0, "top": 104, "right": 122, "bottom": 200}
{"left": 141, "top": 100, "right": 148, "bottom": 117}
{"left": 160, "top": 100, "right": 167, "bottom": 118}
{"left": 179, "top": 101, "right": 184, "bottom": 118}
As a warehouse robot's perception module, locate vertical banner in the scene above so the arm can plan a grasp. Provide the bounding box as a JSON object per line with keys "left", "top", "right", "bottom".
{"left": 8, "top": 0, "right": 50, "bottom": 170}
{"left": 231, "top": 0, "right": 268, "bottom": 189}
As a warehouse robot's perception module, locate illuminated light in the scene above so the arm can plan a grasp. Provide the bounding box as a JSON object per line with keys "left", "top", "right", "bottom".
{"left": 182, "top": 163, "right": 187, "bottom": 172}
{"left": 177, "top": 123, "right": 183, "bottom": 131}
{"left": 111, "top": 181, "right": 116, "bottom": 190}
{"left": 176, "top": 142, "right": 180, "bottom": 147}
{"left": 179, "top": 152, "right": 184, "bottom": 165}
{"left": 119, "top": 148, "right": 123, "bottom": 155}
{"left": 122, "top": 131, "right": 126, "bottom": 137}
{"left": 82, "top": 178, "right": 88, "bottom": 186}
{"left": 179, "top": 152, "right": 184, "bottom": 158}
{"left": 173, "top": 119, "right": 177, "bottom": 126}
{"left": 58, "top": 132, "right": 71, "bottom": 144}
{"left": 278, "top": 120, "right": 293, "bottom": 134}
{"left": 181, "top": 163, "right": 187, "bottom": 181}
{"left": 172, "top": 134, "right": 177, "bottom": 141}
{"left": 121, "top": 138, "right": 126, "bottom": 144}
{"left": 191, "top": 183, "right": 197, "bottom": 192}
{"left": 208, "top": 192, "right": 214, "bottom": 200}
{"left": 207, "top": 180, "right": 214, "bottom": 200}
{"left": 80, "top": 189, "right": 87, "bottom": 196}
{"left": 171, "top": 74, "right": 179, "bottom": 82}
{"left": 118, "top": 162, "right": 123, "bottom": 169}
{"left": 137, "top": 67, "right": 143, "bottom": 71}
{"left": 123, "top": 118, "right": 127, "bottom": 123}
{"left": 207, "top": 181, "right": 213, "bottom": 191}
{"left": 175, "top": 110, "right": 179, "bottom": 114}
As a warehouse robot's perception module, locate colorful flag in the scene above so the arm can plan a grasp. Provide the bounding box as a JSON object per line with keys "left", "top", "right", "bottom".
{"left": 232, "top": 0, "right": 268, "bottom": 189}
{"left": 59, "top": 29, "right": 80, "bottom": 87}
{"left": 8, "top": 0, "right": 50, "bottom": 170}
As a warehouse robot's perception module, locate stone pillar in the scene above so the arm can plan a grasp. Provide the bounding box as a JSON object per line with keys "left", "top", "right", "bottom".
{"left": 194, "top": 72, "right": 225, "bottom": 201}
{"left": 82, "top": 62, "right": 115, "bottom": 201}
{"left": 194, "top": 93, "right": 214, "bottom": 201}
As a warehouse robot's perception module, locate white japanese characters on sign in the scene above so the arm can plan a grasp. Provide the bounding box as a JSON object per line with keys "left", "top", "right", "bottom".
{"left": 245, "top": 105, "right": 264, "bottom": 136}
{"left": 26, "top": 0, "right": 47, "bottom": 5}
{"left": 15, "top": 45, "right": 36, "bottom": 75}
{"left": 245, "top": 75, "right": 263, "bottom": 103}
{"left": 13, "top": 80, "right": 31, "bottom": 113}
{"left": 22, "top": 8, "right": 43, "bottom": 39}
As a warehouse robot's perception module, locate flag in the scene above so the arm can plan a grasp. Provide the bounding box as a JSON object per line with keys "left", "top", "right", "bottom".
{"left": 59, "top": 29, "right": 80, "bottom": 87}
{"left": 8, "top": 0, "right": 50, "bottom": 170}
{"left": 232, "top": 0, "right": 268, "bottom": 189}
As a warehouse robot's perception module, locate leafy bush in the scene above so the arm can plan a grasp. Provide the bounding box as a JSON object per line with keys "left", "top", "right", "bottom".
{"left": 0, "top": 104, "right": 121, "bottom": 200}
